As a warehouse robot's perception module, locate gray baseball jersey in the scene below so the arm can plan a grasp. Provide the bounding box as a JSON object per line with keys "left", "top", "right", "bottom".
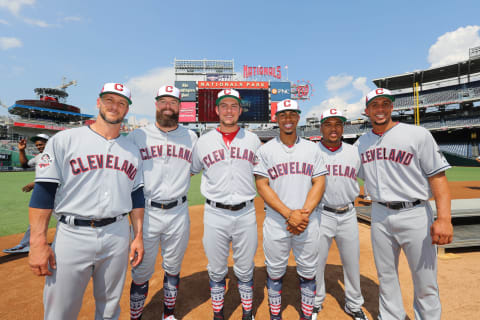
{"left": 318, "top": 142, "right": 360, "bottom": 207}
{"left": 254, "top": 137, "right": 327, "bottom": 220}
{"left": 314, "top": 142, "right": 365, "bottom": 312}
{"left": 355, "top": 122, "right": 450, "bottom": 319}
{"left": 35, "top": 125, "right": 143, "bottom": 319}
{"left": 191, "top": 128, "right": 261, "bottom": 283}
{"left": 127, "top": 124, "right": 197, "bottom": 282}
{"left": 28, "top": 152, "right": 42, "bottom": 167}
{"left": 127, "top": 124, "right": 197, "bottom": 202}
{"left": 191, "top": 128, "right": 261, "bottom": 203}
{"left": 35, "top": 126, "right": 143, "bottom": 219}
{"left": 355, "top": 123, "right": 450, "bottom": 202}
{"left": 254, "top": 137, "right": 327, "bottom": 279}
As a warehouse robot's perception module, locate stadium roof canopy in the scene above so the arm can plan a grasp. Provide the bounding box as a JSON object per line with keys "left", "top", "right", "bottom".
{"left": 8, "top": 104, "right": 94, "bottom": 121}
{"left": 373, "top": 56, "right": 480, "bottom": 90}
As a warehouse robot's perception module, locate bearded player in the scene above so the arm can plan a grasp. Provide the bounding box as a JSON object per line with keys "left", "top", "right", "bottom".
{"left": 127, "top": 85, "right": 198, "bottom": 320}
{"left": 355, "top": 88, "right": 452, "bottom": 320}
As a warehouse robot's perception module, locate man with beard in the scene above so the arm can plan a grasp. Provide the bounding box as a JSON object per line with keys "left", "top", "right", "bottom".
{"left": 127, "top": 85, "right": 198, "bottom": 320}
{"left": 28, "top": 83, "right": 145, "bottom": 319}
{"left": 355, "top": 88, "right": 452, "bottom": 320}
{"left": 191, "top": 89, "right": 261, "bottom": 320}
{"left": 254, "top": 99, "right": 327, "bottom": 320}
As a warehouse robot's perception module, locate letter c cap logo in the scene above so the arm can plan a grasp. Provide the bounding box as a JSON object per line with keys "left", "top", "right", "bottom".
{"left": 114, "top": 83, "right": 124, "bottom": 91}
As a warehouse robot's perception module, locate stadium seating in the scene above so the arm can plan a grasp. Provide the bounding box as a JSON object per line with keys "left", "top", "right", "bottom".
{"left": 438, "top": 142, "right": 471, "bottom": 158}
{"left": 392, "top": 80, "right": 480, "bottom": 109}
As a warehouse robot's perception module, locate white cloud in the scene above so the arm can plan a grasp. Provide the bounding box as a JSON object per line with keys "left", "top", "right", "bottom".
{"left": 326, "top": 74, "right": 353, "bottom": 91}
{"left": 63, "top": 16, "right": 82, "bottom": 22}
{"left": 0, "top": 0, "right": 51, "bottom": 27}
{"left": 125, "top": 66, "right": 175, "bottom": 116}
{"left": 23, "top": 17, "right": 50, "bottom": 27}
{"left": 428, "top": 25, "right": 480, "bottom": 68}
{"left": 0, "top": 0, "right": 35, "bottom": 15}
{"left": 0, "top": 37, "right": 22, "bottom": 50}
{"left": 307, "top": 74, "right": 371, "bottom": 120}
{"left": 352, "top": 77, "right": 370, "bottom": 95}
{"left": 0, "top": 19, "right": 9, "bottom": 25}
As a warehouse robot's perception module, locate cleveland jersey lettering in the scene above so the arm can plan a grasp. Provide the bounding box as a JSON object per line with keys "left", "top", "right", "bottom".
{"left": 69, "top": 154, "right": 137, "bottom": 180}
{"left": 202, "top": 147, "right": 256, "bottom": 168}
{"left": 325, "top": 164, "right": 357, "bottom": 180}
{"left": 360, "top": 147, "right": 413, "bottom": 166}
{"left": 267, "top": 161, "right": 314, "bottom": 180}
{"left": 139, "top": 143, "right": 193, "bottom": 162}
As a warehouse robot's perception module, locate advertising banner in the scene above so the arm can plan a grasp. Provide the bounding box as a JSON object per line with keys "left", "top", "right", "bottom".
{"left": 198, "top": 89, "right": 269, "bottom": 122}
{"left": 198, "top": 81, "right": 269, "bottom": 89}
{"left": 13, "top": 122, "right": 67, "bottom": 131}
{"left": 179, "top": 102, "right": 196, "bottom": 122}
{"left": 270, "top": 82, "right": 291, "bottom": 101}
{"left": 174, "top": 81, "right": 197, "bottom": 102}
{"left": 270, "top": 102, "right": 278, "bottom": 122}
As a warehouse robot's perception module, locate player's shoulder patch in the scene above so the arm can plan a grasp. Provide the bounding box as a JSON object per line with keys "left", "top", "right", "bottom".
{"left": 38, "top": 153, "right": 54, "bottom": 169}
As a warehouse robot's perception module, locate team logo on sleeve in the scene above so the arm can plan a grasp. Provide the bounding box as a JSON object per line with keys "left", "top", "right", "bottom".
{"left": 38, "top": 153, "right": 54, "bottom": 168}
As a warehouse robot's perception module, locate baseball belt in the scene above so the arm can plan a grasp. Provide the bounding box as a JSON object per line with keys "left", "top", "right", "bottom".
{"left": 206, "top": 199, "right": 254, "bottom": 211}
{"left": 151, "top": 196, "right": 187, "bottom": 210}
{"left": 378, "top": 199, "right": 421, "bottom": 210}
{"left": 322, "top": 202, "right": 354, "bottom": 214}
{"left": 59, "top": 213, "right": 128, "bottom": 228}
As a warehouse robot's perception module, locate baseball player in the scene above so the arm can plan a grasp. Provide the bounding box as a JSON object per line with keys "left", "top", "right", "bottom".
{"left": 28, "top": 83, "right": 145, "bottom": 320}
{"left": 254, "top": 99, "right": 327, "bottom": 320}
{"left": 312, "top": 108, "right": 368, "bottom": 320}
{"left": 191, "top": 89, "right": 261, "bottom": 320}
{"left": 3, "top": 133, "right": 50, "bottom": 254}
{"left": 127, "top": 85, "right": 198, "bottom": 320}
{"left": 355, "top": 88, "right": 453, "bottom": 320}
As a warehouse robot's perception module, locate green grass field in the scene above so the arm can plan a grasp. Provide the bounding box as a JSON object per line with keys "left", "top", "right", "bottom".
{"left": 1, "top": 166, "right": 479, "bottom": 237}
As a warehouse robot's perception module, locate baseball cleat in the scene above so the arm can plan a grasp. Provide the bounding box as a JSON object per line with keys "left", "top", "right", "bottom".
{"left": 3, "top": 244, "right": 30, "bottom": 254}
{"left": 311, "top": 306, "right": 321, "bottom": 320}
{"left": 242, "top": 313, "right": 254, "bottom": 320}
{"left": 163, "top": 315, "right": 177, "bottom": 320}
{"left": 344, "top": 305, "right": 369, "bottom": 320}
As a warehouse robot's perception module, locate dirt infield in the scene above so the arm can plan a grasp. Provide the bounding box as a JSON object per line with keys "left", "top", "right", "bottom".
{"left": 1, "top": 181, "right": 479, "bottom": 319}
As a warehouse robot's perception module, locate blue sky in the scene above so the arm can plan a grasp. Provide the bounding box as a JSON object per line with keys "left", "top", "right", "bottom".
{"left": 1, "top": 0, "right": 480, "bottom": 124}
